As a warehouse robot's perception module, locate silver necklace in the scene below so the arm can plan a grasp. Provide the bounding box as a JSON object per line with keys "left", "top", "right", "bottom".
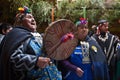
{"left": 98, "top": 33, "right": 108, "bottom": 42}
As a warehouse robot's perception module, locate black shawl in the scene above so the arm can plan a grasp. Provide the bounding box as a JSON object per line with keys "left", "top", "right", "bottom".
{"left": 0, "top": 26, "right": 32, "bottom": 80}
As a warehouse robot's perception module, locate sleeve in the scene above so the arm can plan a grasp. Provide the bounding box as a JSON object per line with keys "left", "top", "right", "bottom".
{"left": 114, "top": 35, "right": 120, "bottom": 51}
{"left": 59, "top": 59, "right": 77, "bottom": 72}
{"left": 10, "top": 43, "right": 38, "bottom": 71}
{"left": 116, "top": 39, "right": 120, "bottom": 61}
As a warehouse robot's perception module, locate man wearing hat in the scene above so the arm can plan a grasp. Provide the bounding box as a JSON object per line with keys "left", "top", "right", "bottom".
{"left": 92, "top": 19, "right": 120, "bottom": 80}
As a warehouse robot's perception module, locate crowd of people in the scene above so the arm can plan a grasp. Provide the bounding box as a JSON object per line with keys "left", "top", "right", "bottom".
{"left": 0, "top": 6, "right": 120, "bottom": 80}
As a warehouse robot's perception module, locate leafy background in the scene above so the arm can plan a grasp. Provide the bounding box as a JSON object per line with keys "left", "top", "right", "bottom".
{"left": 0, "top": 0, "right": 120, "bottom": 35}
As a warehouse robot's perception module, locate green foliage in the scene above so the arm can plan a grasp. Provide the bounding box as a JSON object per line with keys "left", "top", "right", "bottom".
{"left": 30, "top": 1, "right": 52, "bottom": 26}
{"left": 1, "top": 0, "right": 52, "bottom": 27}
{"left": 1, "top": 0, "right": 120, "bottom": 28}
{"left": 55, "top": 0, "right": 120, "bottom": 25}
{"left": 0, "top": 0, "right": 31, "bottom": 23}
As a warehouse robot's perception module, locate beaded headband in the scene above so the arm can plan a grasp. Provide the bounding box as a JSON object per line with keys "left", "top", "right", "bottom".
{"left": 76, "top": 18, "right": 88, "bottom": 27}
{"left": 14, "top": 6, "right": 32, "bottom": 26}
{"left": 18, "top": 6, "right": 31, "bottom": 14}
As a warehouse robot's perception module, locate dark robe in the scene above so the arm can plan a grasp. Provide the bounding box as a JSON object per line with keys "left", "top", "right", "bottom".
{"left": 0, "top": 26, "right": 32, "bottom": 80}
{"left": 88, "top": 36, "right": 110, "bottom": 80}
{"left": 114, "top": 45, "right": 120, "bottom": 80}
{"left": 92, "top": 32, "right": 120, "bottom": 80}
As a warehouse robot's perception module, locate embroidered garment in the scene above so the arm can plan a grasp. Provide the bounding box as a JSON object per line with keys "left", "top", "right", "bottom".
{"left": 58, "top": 36, "right": 109, "bottom": 80}
{"left": 0, "top": 26, "right": 62, "bottom": 80}
{"left": 66, "top": 45, "right": 93, "bottom": 80}
{"left": 92, "top": 32, "right": 120, "bottom": 80}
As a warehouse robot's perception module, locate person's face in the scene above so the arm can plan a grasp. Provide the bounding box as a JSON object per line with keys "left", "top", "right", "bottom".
{"left": 22, "top": 13, "right": 37, "bottom": 32}
{"left": 6, "top": 27, "right": 12, "bottom": 34}
{"left": 2, "top": 27, "right": 13, "bottom": 35}
{"left": 99, "top": 22, "right": 109, "bottom": 32}
{"left": 77, "top": 25, "right": 88, "bottom": 41}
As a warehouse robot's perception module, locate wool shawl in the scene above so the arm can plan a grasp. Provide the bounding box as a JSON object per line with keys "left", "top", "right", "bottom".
{"left": 0, "top": 26, "right": 32, "bottom": 80}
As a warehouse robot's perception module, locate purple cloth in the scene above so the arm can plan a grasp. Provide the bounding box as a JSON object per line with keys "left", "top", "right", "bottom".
{"left": 60, "top": 60, "right": 77, "bottom": 72}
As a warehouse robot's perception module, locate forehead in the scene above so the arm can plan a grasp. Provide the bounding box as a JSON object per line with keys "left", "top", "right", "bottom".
{"left": 25, "top": 13, "right": 33, "bottom": 17}
{"left": 101, "top": 22, "right": 108, "bottom": 25}
{"left": 99, "top": 22, "right": 108, "bottom": 27}
{"left": 77, "top": 24, "right": 88, "bottom": 29}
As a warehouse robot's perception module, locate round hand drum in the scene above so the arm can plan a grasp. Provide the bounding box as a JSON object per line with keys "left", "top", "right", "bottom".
{"left": 44, "top": 19, "right": 78, "bottom": 60}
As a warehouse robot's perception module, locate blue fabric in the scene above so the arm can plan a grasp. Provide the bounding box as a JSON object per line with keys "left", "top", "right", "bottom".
{"left": 29, "top": 38, "right": 42, "bottom": 56}
{"left": 65, "top": 46, "right": 93, "bottom": 80}
{"left": 27, "top": 39, "right": 62, "bottom": 80}
{"left": 88, "top": 36, "right": 110, "bottom": 80}
{"left": 27, "top": 64, "right": 62, "bottom": 80}
{"left": 92, "top": 62, "right": 109, "bottom": 80}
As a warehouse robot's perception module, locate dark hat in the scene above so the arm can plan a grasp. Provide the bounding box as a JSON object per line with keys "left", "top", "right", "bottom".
{"left": 98, "top": 20, "right": 108, "bottom": 24}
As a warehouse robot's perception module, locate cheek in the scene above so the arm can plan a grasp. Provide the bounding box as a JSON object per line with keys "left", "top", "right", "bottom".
{"left": 85, "top": 30, "right": 88, "bottom": 34}
{"left": 22, "top": 19, "right": 31, "bottom": 26}
{"left": 6, "top": 30, "right": 10, "bottom": 33}
{"left": 102, "top": 27, "right": 106, "bottom": 31}
{"left": 78, "top": 32, "right": 83, "bottom": 37}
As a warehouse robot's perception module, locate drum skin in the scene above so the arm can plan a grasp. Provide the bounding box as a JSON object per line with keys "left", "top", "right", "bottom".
{"left": 44, "top": 19, "right": 78, "bottom": 60}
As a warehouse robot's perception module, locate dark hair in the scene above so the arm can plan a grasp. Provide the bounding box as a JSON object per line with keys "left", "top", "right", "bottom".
{"left": 0, "top": 23, "right": 12, "bottom": 34}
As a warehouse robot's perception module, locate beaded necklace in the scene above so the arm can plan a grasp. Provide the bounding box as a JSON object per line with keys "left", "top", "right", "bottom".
{"left": 98, "top": 33, "right": 108, "bottom": 42}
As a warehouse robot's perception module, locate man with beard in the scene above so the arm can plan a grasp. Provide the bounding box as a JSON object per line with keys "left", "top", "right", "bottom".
{"left": 92, "top": 19, "right": 120, "bottom": 80}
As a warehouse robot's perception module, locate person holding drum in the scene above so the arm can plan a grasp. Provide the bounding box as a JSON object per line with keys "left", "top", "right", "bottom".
{"left": 58, "top": 18, "right": 110, "bottom": 80}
